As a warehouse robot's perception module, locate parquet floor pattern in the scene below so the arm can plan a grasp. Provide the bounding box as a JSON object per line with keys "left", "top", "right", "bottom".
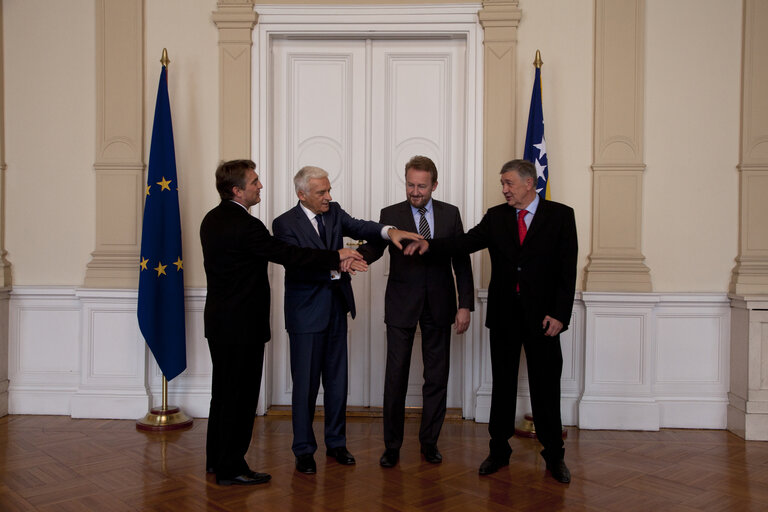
{"left": 2, "top": 414, "right": 768, "bottom": 511}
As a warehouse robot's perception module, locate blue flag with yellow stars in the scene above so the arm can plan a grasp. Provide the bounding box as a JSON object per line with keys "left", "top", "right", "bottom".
{"left": 523, "top": 65, "right": 550, "bottom": 200}
{"left": 137, "top": 63, "right": 187, "bottom": 381}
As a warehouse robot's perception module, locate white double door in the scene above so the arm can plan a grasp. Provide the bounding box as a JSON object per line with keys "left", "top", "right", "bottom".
{"left": 268, "top": 37, "right": 469, "bottom": 410}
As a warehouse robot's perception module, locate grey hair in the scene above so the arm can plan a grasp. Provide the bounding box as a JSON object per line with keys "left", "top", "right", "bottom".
{"left": 294, "top": 166, "right": 329, "bottom": 194}
{"left": 500, "top": 159, "right": 536, "bottom": 183}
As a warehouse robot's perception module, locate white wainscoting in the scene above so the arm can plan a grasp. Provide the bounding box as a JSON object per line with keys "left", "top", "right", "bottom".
{"left": 578, "top": 292, "right": 730, "bottom": 430}
{"left": 7, "top": 287, "right": 730, "bottom": 430}
{"left": 8, "top": 286, "right": 213, "bottom": 419}
{"left": 474, "top": 291, "right": 730, "bottom": 430}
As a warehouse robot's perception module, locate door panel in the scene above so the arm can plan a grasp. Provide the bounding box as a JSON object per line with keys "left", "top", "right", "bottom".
{"left": 270, "top": 37, "right": 467, "bottom": 410}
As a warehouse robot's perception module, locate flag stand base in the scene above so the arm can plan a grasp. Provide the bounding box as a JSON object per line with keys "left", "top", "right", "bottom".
{"left": 136, "top": 405, "right": 193, "bottom": 432}
{"left": 136, "top": 375, "right": 193, "bottom": 432}
{"left": 514, "top": 413, "right": 568, "bottom": 439}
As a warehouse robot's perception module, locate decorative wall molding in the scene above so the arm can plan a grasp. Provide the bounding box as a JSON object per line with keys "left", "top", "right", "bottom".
{"left": 728, "top": 295, "right": 768, "bottom": 440}
{"left": 0, "top": 288, "right": 9, "bottom": 417}
{"left": 212, "top": 0, "right": 258, "bottom": 161}
{"left": 0, "top": 4, "right": 10, "bottom": 289}
{"left": 726, "top": 0, "right": 768, "bottom": 441}
{"left": 583, "top": 0, "right": 652, "bottom": 292}
{"left": 7, "top": 287, "right": 731, "bottom": 431}
{"left": 84, "top": 0, "right": 144, "bottom": 289}
{"left": 8, "top": 287, "right": 211, "bottom": 419}
{"left": 477, "top": 0, "right": 520, "bottom": 287}
{"left": 580, "top": 292, "right": 730, "bottom": 430}
{"left": 471, "top": 290, "right": 729, "bottom": 430}
{"left": 731, "top": 0, "right": 768, "bottom": 295}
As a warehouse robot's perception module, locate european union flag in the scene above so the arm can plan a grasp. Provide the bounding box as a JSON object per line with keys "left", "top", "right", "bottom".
{"left": 523, "top": 60, "right": 550, "bottom": 200}
{"left": 137, "top": 63, "right": 187, "bottom": 381}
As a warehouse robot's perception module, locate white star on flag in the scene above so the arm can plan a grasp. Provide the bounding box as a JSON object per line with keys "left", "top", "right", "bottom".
{"left": 534, "top": 136, "right": 547, "bottom": 159}
{"left": 535, "top": 158, "right": 547, "bottom": 194}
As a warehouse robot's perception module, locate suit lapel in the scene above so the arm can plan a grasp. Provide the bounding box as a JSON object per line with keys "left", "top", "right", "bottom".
{"left": 525, "top": 199, "right": 549, "bottom": 244}
{"left": 293, "top": 202, "right": 325, "bottom": 249}
{"left": 432, "top": 201, "right": 446, "bottom": 238}
{"left": 504, "top": 205, "right": 522, "bottom": 249}
{"left": 397, "top": 201, "right": 418, "bottom": 233}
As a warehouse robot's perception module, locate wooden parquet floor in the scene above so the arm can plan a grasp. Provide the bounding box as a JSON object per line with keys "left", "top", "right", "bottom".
{"left": 2, "top": 414, "right": 768, "bottom": 511}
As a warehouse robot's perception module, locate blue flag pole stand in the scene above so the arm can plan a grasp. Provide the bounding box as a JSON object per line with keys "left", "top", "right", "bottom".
{"left": 136, "top": 375, "right": 193, "bottom": 432}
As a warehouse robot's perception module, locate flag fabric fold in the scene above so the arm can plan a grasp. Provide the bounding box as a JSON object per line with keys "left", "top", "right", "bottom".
{"left": 137, "top": 64, "right": 187, "bottom": 381}
{"left": 523, "top": 66, "right": 550, "bottom": 200}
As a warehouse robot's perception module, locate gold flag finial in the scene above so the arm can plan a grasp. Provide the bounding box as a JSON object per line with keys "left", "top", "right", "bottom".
{"left": 534, "top": 49, "right": 543, "bottom": 69}
{"left": 160, "top": 48, "right": 170, "bottom": 68}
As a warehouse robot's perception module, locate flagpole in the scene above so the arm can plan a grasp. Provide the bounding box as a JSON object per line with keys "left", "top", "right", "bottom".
{"left": 136, "top": 48, "right": 192, "bottom": 432}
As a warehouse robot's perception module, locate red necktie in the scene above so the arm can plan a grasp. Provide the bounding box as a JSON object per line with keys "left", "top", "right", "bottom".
{"left": 516, "top": 209, "right": 528, "bottom": 292}
{"left": 517, "top": 209, "right": 528, "bottom": 244}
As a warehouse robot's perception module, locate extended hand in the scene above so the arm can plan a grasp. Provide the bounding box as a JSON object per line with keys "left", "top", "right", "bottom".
{"left": 341, "top": 257, "right": 368, "bottom": 274}
{"left": 403, "top": 239, "right": 429, "bottom": 256}
{"left": 542, "top": 315, "right": 563, "bottom": 337}
{"left": 454, "top": 308, "right": 471, "bottom": 334}
{"left": 338, "top": 248, "right": 364, "bottom": 262}
{"left": 388, "top": 228, "right": 423, "bottom": 250}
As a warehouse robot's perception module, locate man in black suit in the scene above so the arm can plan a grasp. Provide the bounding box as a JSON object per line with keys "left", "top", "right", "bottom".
{"left": 357, "top": 156, "right": 474, "bottom": 468}
{"left": 405, "top": 159, "right": 577, "bottom": 483}
{"left": 199, "top": 159, "right": 365, "bottom": 486}
{"left": 272, "top": 165, "right": 420, "bottom": 475}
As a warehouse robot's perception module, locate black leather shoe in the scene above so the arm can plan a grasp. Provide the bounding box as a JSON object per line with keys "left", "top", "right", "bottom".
{"left": 546, "top": 459, "right": 571, "bottom": 483}
{"left": 216, "top": 472, "right": 271, "bottom": 486}
{"left": 326, "top": 446, "right": 356, "bottom": 465}
{"left": 421, "top": 445, "right": 442, "bottom": 464}
{"left": 478, "top": 454, "right": 508, "bottom": 475}
{"left": 379, "top": 448, "right": 399, "bottom": 468}
{"left": 295, "top": 454, "right": 316, "bottom": 474}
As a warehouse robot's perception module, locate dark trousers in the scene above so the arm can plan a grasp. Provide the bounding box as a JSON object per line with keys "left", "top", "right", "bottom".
{"left": 488, "top": 305, "right": 564, "bottom": 463}
{"left": 289, "top": 291, "right": 349, "bottom": 456}
{"left": 206, "top": 339, "right": 264, "bottom": 479}
{"left": 383, "top": 306, "right": 451, "bottom": 450}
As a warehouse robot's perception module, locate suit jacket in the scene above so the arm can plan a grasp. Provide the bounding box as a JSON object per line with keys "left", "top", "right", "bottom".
{"left": 200, "top": 200, "right": 340, "bottom": 345}
{"left": 429, "top": 199, "right": 577, "bottom": 333}
{"left": 272, "top": 201, "right": 386, "bottom": 334}
{"left": 358, "top": 200, "right": 474, "bottom": 328}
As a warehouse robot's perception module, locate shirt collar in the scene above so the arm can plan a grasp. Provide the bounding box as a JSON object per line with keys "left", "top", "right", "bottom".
{"left": 410, "top": 198, "right": 434, "bottom": 215}
{"left": 518, "top": 194, "right": 540, "bottom": 215}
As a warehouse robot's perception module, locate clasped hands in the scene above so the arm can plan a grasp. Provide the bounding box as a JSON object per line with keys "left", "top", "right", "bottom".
{"left": 337, "top": 229, "right": 425, "bottom": 274}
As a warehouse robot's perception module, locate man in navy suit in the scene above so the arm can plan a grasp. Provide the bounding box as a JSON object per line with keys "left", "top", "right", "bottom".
{"left": 405, "top": 159, "right": 578, "bottom": 483}
{"left": 357, "top": 156, "right": 474, "bottom": 467}
{"left": 272, "top": 165, "right": 420, "bottom": 474}
{"left": 200, "top": 159, "right": 364, "bottom": 486}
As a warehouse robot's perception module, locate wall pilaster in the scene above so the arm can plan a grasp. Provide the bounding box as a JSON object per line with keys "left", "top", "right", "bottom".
{"left": 583, "top": 0, "right": 651, "bottom": 292}
{"left": 212, "top": 0, "right": 258, "bottom": 161}
{"left": 477, "top": 0, "right": 521, "bottom": 286}
{"left": 83, "top": 0, "right": 144, "bottom": 288}
{"left": 731, "top": 0, "right": 768, "bottom": 296}
{"left": 0, "top": 3, "right": 9, "bottom": 417}
{"left": 728, "top": 0, "right": 768, "bottom": 440}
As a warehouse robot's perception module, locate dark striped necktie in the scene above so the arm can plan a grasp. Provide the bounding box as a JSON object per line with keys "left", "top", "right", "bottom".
{"left": 418, "top": 207, "right": 431, "bottom": 239}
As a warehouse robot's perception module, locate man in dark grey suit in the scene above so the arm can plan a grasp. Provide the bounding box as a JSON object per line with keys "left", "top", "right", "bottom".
{"left": 358, "top": 156, "right": 474, "bottom": 468}
{"left": 272, "top": 165, "right": 420, "bottom": 475}
{"left": 405, "top": 159, "right": 578, "bottom": 483}
{"left": 199, "top": 159, "right": 364, "bottom": 486}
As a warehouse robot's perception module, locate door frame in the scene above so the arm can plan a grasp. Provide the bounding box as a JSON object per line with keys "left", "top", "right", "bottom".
{"left": 251, "top": 3, "right": 484, "bottom": 418}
